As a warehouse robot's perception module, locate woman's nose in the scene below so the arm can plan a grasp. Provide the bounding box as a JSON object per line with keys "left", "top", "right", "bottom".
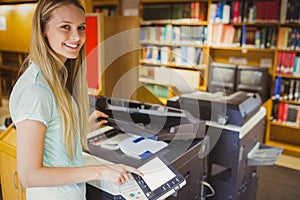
{"left": 70, "top": 30, "right": 80, "bottom": 42}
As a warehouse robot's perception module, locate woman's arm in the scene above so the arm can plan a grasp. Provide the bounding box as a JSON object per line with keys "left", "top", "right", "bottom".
{"left": 16, "top": 119, "right": 141, "bottom": 188}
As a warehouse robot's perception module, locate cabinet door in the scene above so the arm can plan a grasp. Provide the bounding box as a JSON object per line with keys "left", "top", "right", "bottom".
{"left": 0, "top": 153, "right": 26, "bottom": 200}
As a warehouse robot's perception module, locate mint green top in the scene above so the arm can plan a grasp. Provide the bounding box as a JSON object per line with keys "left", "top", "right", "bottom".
{"left": 9, "top": 62, "right": 86, "bottom": 200}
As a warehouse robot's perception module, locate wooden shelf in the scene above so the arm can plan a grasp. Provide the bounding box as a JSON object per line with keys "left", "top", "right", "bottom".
{"left": 274, "top": 99, "right": 300, "bottom": 105}
{"left": 210, "top": 46, "right": 276, "bottom": 52}
{"left": 140, "top": 0, "right": 207, "bottom": 3}
{"left": 141, "top": 20, "right": 208, "bottom": 26}
{"left": 231, "top": 22, "right": 279, "bottom": 26}
{"left": 93, "top": 0, "right": 119, "bottom": 7}
{"left": 266, "top": 140, "right": 300, "bottom": 158}
{"left": 275, "top": 73, "right": 300, "bottom": 79}
{"left": 140, "top": 60, "right": 206, "bottom": 71}
{"left": 140, "top": 41, "right": 208, "bottom": 48}
{"left": 270, "top": 121, "right": 300, "bottom": 130}
{"left": 277, "top": 49, "right": 300, "bottom": 53}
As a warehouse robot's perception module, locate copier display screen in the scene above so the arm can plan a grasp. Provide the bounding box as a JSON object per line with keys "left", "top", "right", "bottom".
{"left": 138, "top": 157, "right": 176, "bottom": 191}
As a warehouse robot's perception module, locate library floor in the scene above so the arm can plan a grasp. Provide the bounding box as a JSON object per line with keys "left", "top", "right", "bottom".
{"left": 1, "top": 98, "right": 300, "bottom": 199}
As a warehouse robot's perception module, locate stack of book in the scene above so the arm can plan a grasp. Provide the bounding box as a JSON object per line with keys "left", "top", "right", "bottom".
{"left": 142, "top": 2, "right": 207, "bottom": 22}
{"left": 272, "top": 101, "right": 300, "bottom": 127}
{"left": 273, "top": 77, "right": 300, "bottom": 101}
{"left": 209, "top": 0, "right": 280, "bottom": 24}
{"left": 280, "top": 0, "right": 300, "bottom": 24}
{"left": 141, "top": 46, "right": 205, "bottom": 68}
{"left": 140, "top": 25, "right": 207, "bottom": 45}
{"left": 276, "top": 52, "right": 299, "bottom": 75}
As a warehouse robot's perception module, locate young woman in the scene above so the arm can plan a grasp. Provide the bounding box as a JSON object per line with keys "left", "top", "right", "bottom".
{"left": 9, "top": 0, "right": 141, "bottom": 199}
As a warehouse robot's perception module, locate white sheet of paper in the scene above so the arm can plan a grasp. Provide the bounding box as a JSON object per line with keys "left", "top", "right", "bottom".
{"left": 138, "top": 157, "right": 175, "bottom": 191}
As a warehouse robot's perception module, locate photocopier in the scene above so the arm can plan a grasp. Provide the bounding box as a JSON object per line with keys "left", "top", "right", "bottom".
{"left": 166, "top": 91, "right": 282, "bottom": 200}
{"left": 85, "top": 96, "right": 209, "bottom": 200}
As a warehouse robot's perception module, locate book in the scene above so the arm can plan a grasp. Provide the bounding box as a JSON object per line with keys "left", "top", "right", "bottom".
{"left": 293, "top": 79, "right": 300, "bottom": 101}
{"left": 143, "top": 4, "right": 172, "bottom": 20}
{"left": 287, "top": 104, "right": 298, "bottom": 125}
{"left": 241, "top": 25, "right": 246, "bottom": 46}
{"left": 293, "top": 57, "right": 300, "bottom": 76}
{"left": 199, "top": 2, "right": 206, "bottom": 21}
{"left": 242, "top": 0, "right": 249, "bottom": 23}
{"left": 172, "top": 3, "right": 184, "bottom": 19}
{"left": 260, "top": 27, "right": 267, "bottom": 49}
{"left": 276, "top": 102, "right": 284, "bottom": 122}
{"left": 273, "top": 76, "right": 282, "bottom": 100}
{"left": 282, "top": 79, "right": 290, "bottom": 100}
{"left": 296, "top": 106, "right": 300, "bottom": 126}
{"left": 265, "top": 27, "right": 272, "bottom": 49}
{"left": 215, "top": 1, "right": 225, "bottom": 23}
{"left": 281, "top": 102, "right": 289, "bottom": 123}
{"left": 255, "top": 1, "right": 264, "bottom": 22}
{"left": 288, "top": 79, "right": 295, "bottom": 100}
{"left": 209, "top": 3, "right": 217, "bottom": 23}
{"left": 280, "top": 0, "right": 288, "bottom": 23}
{"left": 271, "top": 100, "right": 279, "bottom": 121}
{"left": 232, "top": 1, "right": 240, "bottom": 23}
{"left": 222, "top": 4, "right": 231, "bottom": 24}
{"left": 255, "top": 29, "right": 261, "bottom": 48}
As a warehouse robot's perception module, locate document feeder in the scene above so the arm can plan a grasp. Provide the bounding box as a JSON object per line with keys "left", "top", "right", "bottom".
{"left": 95, "top": 96, "right": 206, "bottom": 140}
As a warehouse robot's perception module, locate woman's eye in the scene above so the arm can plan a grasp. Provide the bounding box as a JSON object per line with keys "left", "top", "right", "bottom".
{"left": 79, "top": 26, "right": 86, "bottom": 31}
{"left": 61, "top": 25, "right": 70, "bottom": 30}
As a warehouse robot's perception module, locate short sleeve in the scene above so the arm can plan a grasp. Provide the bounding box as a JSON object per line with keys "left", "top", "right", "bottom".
{"left": 9, "top": 84, "right": 53, "bottom": 127}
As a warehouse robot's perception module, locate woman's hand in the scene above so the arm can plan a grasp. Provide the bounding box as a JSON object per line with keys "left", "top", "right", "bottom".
{"left": 89, "top": 110, "right": 109, "bottom": 132}
{"left": 96, "top": 164, "right": 143, "bottom": 185}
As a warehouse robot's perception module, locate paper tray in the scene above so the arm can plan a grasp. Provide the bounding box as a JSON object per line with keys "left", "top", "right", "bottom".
{"left": 247, "top": 142, "right": 283, "bottom": 166}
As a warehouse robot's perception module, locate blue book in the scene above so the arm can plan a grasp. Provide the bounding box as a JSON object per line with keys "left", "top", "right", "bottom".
{"left": 215, "top": 2, "right": 225, "bottom": 23}
{"left": 241, "top": 25, "right": 246, "bottom": 46}
{"left": 273, "top": 76, "right": 282, "bottom": 100}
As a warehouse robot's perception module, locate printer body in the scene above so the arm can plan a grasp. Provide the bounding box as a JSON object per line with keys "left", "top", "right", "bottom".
{"left": 86, "top": 96, "right": 208, "bottom": 200}
{"left": 167, "top": 91, "right": 269, "bottom": 200}
{"left": 167, "top": 91, "right": 262, "bottom": 126}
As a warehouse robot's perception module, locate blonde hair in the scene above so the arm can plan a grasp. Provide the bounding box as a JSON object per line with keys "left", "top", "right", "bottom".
{"left": 21, "top": 0, "right": 89, "bottom": 159}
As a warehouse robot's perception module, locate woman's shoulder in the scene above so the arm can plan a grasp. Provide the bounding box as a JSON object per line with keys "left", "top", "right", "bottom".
{"left": 15, "top": 62, "right": 50, "bottom": 90}
{"left": 10, "top": 63, "right": 53, "bottom": 102}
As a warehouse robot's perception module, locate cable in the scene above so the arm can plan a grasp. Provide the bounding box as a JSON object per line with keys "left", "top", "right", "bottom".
{"left": 198, "top": 181, "right": 215, "bottom": 200}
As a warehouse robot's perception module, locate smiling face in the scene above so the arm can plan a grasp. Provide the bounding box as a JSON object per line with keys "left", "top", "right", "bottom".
{"left": 44, "top": 4, "right": 86, "bottom": 63}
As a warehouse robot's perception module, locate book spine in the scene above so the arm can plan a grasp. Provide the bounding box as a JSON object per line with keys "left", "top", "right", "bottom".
{"left": 273, "top": 76, "right": 282, "bottom": 100}
{"left": 288, "top": 79, "right": 295, "bottom": 100}
{"left": 232, "top": 1, "right": 240, "bottom": 23}
{"left": 194, "top": 2, "right": 200, "bottom": 19}
{"left": 276, "top": 51, "right": 282, "bottom": 74}
{"left": 276, "top": 102, "right": 284, "bottom": 122}
{"left": 260, "top": 27, "right": 266, "bottom": 49}
{"left": 280, "top": 0, "right": 288, "bottom": 23}
{"left": 285, "top": 79, "right": 291, "bottom": 100}
{"left": 209, "top": 4, "right": 217, "bottom": 23}
{"left": 294, "top": 57, "right": 300, "bottom": 76}
{"left": 241, "top": 25, "right": 246, "bottom": 46}
{"left": 199, "top": 2, "right": 206, "bottom": 21}
{"left": 293, "top": 79, "right": 300, "bottom": 101}
{"left": 282, "top": 102, "right": 289, "bottom": 123}
{"left": 271, "top": 100, "right": 279, "bottom": 121}
{"left": 296, "top": 106, "right": 300, "bottom": 126}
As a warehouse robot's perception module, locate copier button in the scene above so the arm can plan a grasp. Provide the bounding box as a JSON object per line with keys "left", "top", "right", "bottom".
{"left": 129, "top": 193, "right": 135, "bottom": 197}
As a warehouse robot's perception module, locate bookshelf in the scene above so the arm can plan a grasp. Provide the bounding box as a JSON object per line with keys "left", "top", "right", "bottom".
{"left": 138, "top": 0, "right": 300, "bottom": 157}
{"left": 207, "top": 0, "right": 300, "bottom": 158}
{"left": 92, "top": 0, "right": 121, "bottom": 16}
{"left": 139, "top": 0, "right": 210, "bottom": 102}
